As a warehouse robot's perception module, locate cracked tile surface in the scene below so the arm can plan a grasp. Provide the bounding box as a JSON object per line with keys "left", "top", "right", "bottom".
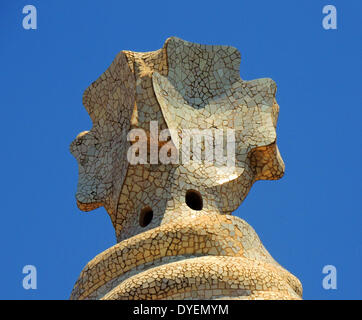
{"left": 70, "top": 37, "right": 301, "bottom": 300}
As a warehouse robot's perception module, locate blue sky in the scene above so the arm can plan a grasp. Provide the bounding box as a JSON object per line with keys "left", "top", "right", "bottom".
{"left": 0, "top": 0, "right": 361, "bottom": 300}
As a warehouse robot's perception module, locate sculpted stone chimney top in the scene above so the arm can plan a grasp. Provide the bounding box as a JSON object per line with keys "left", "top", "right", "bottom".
{"left": 70, "top": 37, "right": 301, "bottom": 300}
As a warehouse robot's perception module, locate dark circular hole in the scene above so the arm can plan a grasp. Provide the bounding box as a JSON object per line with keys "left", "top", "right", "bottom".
{"left": 139, "top": 206, "right": 153, "bottom": 227}
{"left": 185, "top": 190, "right": 203, "bottom": 211}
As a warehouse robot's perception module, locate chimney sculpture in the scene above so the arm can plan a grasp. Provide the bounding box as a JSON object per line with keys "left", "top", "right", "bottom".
{"left": 70, "top": 37, "right": 302, "bottom": 300}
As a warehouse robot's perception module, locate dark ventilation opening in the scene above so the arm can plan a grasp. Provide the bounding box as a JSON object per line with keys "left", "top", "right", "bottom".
{"left": 139, "top": 206, "right": 153, "bottom": 227}
{"left": 185, "top": 190, "right": 203, "bottom": 211}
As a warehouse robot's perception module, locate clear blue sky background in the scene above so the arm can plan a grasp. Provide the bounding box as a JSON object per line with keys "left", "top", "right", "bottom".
{"left": 0, "top": 0, "right": 361, "bottom": 300}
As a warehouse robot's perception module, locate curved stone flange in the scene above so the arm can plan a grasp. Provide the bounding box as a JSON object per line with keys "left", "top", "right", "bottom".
{"left": 70, "top": 214, "right": 302, "bottom": 300}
